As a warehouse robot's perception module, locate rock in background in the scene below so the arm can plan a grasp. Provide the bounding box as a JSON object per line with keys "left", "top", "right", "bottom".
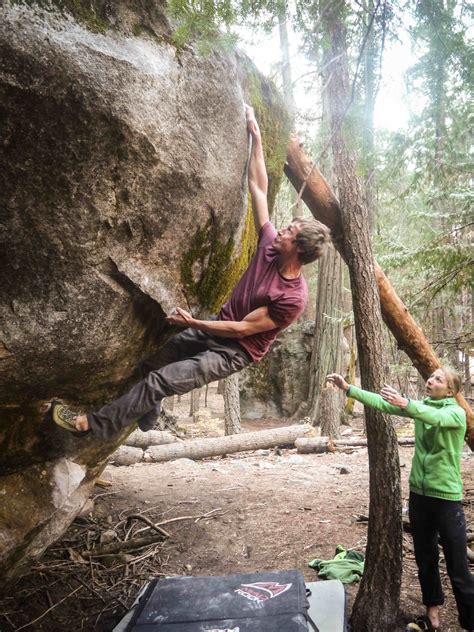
{"left": 0, "top": 0, "right": 288, "bottom": 583}
{"left": 239, "top": 321, "right": 314, "bottom": 418}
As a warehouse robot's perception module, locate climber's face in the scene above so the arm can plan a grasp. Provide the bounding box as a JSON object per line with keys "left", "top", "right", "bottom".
{"left": 273, "top": 223, "right": 301, "bottom": 257}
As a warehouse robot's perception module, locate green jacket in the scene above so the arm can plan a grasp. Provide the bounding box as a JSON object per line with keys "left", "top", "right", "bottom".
{"left": 347, "top": 385, "right": 466, "bottom": 501}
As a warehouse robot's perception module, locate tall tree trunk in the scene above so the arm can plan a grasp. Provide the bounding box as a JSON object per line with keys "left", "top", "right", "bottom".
{"left": 361, "top": 0, "right": 378, "bottom": 230}
{"left": 344, "top": 340, "right": 357, "bottom": 416}
{"left": 322, "top": 5, "right": 402, "bottom": 629}
{"left": 278, "top": 1, "right": 296, "bottom": 121}
{"left": 307, "top": 244, "right": 345, "bottom": 437}
{"left": 277, "top": 0, "right": 302, "bottom": 217}
{"left": 343, "top": 283, "right": 357, "bottom": 416}
{"left": 189, "top": 389, "right": 201, "bottom": 418}
{"left": 223, "top": 373, "right": 241, "bottom": 435}
{"left": 284, "top": 138, "right": 474, "bottom": 449}
{"left": 306, "top": 45, "right": 345, "bottom": 431}
{"left": 318, "top": 385, "right": 343, "bottom": 437}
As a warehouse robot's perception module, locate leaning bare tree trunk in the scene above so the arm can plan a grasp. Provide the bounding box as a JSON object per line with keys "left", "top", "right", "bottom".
{"left": 284, "top": 132, "right": 474, "bottom": 451}
{"left": 223, "top": 373, "right": 241, "bottom": 435}
{"left": 323, "top": 7, "right": 402, "bottom": 630}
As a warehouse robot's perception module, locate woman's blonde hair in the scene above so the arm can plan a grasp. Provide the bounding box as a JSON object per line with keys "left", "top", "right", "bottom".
{"left": 440, "top": 366, "right": 462, "bottom": 395}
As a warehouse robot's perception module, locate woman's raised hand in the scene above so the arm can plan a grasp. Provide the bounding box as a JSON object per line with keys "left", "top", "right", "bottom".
{"left": 380, "top": 384, "right": 409, "bottom": 408}
{"left": 326, "top": 373, "right": 350, "bottom": 392}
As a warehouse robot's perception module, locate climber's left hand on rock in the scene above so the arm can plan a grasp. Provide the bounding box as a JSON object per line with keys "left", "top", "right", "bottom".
{"left": 167, "top": 307, "right": 194, "bottom": 327}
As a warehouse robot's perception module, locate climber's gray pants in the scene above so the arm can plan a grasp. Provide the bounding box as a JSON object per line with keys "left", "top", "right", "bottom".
{"left": 87, "top": 329, "right": 252, "bottom": 440}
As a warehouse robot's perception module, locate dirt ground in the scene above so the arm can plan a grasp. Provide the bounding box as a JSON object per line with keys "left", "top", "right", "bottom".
{"left": 1, "top": 385, "right": 473, "bottom": 631}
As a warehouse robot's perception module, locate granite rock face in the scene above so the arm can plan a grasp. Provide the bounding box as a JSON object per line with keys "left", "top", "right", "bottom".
{"left": 239, "top": 321, "right": 313, "bottom": 419}
{"left": 0, "top": 0, "right": 287, "bottom": 583}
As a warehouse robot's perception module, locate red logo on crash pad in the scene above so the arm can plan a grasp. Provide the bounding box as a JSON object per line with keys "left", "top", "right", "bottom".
{"left": 235, "top": 582, "right": 292, "bottom": 603}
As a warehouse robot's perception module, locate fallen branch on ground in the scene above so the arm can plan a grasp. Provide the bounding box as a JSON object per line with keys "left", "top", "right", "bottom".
{"left": 154, "top": 508, "right": 224, "bottom": 527}
{"left": 125, "top": 514, "right": 171, "bottom": 539}
{"left": 82, "top": 533, "right": 165, "bottom": 558}
{"left": 15, "top": 586, "right": 83, "bottom": 630}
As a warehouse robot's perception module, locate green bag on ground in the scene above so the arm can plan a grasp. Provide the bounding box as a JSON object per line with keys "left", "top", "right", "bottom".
{"left": 308, "top": 545, "right": 365, "bottom": 583}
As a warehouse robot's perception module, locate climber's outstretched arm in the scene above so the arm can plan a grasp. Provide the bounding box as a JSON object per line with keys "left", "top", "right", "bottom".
{"left": 167, "top": 306, "right": 277, "bottom": 339}
{"left": 245, "top": 104, "right": 269, "bottom": 233}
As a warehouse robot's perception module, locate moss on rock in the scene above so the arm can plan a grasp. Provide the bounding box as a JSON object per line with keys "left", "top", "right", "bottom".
{"left": 246, "top": 71, "right": 291, "bottom": 211}
{"left": 12, "top": 0, "right": 109, "bottom": 32}
{"left": 180, "top": 203, "right": 258, "bottom": 313}
{"left": 180, "top": 69, "right": 290, "bottom": 312}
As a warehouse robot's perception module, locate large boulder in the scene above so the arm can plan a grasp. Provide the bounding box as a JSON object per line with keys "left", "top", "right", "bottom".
{"left": 239, "top": 321, "right": 314, "bottom": 419}
{"left": 0, "top": 0, "right": 288, "bottom": 583}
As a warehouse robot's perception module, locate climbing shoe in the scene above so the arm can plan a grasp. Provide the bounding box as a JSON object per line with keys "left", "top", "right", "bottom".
{"left": 48, "top": 400, "right": 89, "bottom": 436}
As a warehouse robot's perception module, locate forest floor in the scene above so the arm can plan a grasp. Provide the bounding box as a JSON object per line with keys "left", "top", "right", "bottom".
{"left": 1, "top": 384, "right": 473, "bottom": 632}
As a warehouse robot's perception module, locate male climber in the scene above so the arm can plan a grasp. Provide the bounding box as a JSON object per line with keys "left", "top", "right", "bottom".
{"left": 49, "top": 105, "right": 331, "bottom": 439}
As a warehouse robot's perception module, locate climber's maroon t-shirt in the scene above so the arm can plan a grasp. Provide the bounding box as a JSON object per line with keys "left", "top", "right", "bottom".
{"left": 219, "top": 221, "right": 308, "bottom": 363}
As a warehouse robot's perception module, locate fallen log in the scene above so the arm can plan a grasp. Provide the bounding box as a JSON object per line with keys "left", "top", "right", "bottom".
{"left": 125, "top": 430, "right": 177, "bottom": 448}
{"left": 146, "top": 425, "right": 311, "bottom": 463}
{"left": 285, "top": 137, "right": 474, "bottom": 450}
{"left": 295, "top": 436, "right": 415, "bottom": 454}
{"left": 111, "top": 431, "right": 179, "bottom": 466}
{"left": 110, "top": 446, "right": 144, "bottom": 466}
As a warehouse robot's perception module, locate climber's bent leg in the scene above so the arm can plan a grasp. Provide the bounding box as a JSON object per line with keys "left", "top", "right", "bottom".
{"left": 134, "top": 328, "right": 217, "bottom": 379}
{"left": 118, "top": 329, "right": 219, "bottom": 432}
{"left": 136, "top": 402, "right": 162, "bottom": 432}
{"left": 87, "top": 337, "right": 250, "bottom": 440}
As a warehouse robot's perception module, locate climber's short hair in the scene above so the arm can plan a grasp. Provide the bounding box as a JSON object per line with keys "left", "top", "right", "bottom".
{"left": 291, "top": 217, "right": 331, "bottom": 265}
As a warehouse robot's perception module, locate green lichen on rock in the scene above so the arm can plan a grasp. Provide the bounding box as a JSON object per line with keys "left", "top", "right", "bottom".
{"left": 246, "top": 71, "right": 291, "bottom": 212}
{"left": 12, "top": 0, "right": 108, "bottom": 32}
{"left": 181, "top": 204, "right": 258, "bottom": 313}
{"left": 181, "top": 71, "right": 290, "bottom": 313}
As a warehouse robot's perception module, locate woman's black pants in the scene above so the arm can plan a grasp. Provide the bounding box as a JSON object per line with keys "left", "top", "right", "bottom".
{"left": 409, "top": 491, "right": 474, "bottom": 630}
